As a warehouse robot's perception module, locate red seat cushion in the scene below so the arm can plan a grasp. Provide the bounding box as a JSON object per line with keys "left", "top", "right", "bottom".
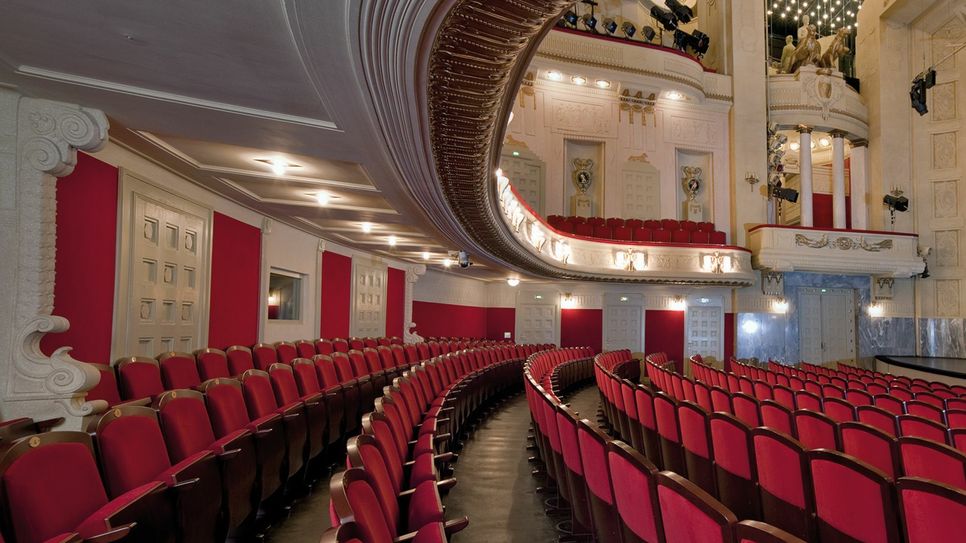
{"left": 75, "top": 482, "right": 165, "bottom": 540}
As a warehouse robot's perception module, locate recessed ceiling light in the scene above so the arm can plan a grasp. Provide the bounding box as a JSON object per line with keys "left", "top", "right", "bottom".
{"left": 595, "top": 79, "right": 611, "bottom": 89}
{"left": 255, "top": 157, "right": 300, "bottom": 176}
{"left": 546, "top": 70, "right": 563, "bottom": 81}
{"left": 315, "top": 192, "right": 330, "bottom": 206}
{"left": 422, "top": 251, "right": 430, "bottom": 260}
{"left": 819, "top": 137, "right": 831, "bottom": 147}
{"left": 442, "top": 258, "right": 453, "bottom": 268}
{"left": 507, "top": 278, "right": 520, "bottom": 287}
{"left": 512, "top": 151, "right": 520, "bottom": 157}
{"left": 387, "top": 235, "right": 397, "bottom": 247}
{"left": 790, "top": 142, "right": 801, "bottom": 151}
{"left": 361, "top": 222, "right": 372, "bottom": 234}
{"left": 666, "top": 90, "right": 684, "bottom": 100}
{"left": 572, "top": 75, "right": 587, "bottom": 85}
{"left": 619, "top": 296, "right": 629, "bottom": 302}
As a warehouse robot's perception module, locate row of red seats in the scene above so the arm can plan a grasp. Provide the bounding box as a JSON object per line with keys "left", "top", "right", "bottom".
{"left": 527, "top": 348, "right": 807, "bottom": 543}
{"left": 321, "top": 344, "right": 547, "bottom": 543}
{"left": 594, "top": 352, "right": 965, "bottom": 542}
{"left": 546, "top": 216, "right": 728, "bottom": 244}
{"left": 763, "top": 359, "right": 966, "bottom": 399}
{"left": 0, "top": 344, "right": 538, "bottom": 543}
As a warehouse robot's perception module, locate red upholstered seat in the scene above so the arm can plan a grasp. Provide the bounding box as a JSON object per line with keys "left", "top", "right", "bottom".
{"left": 85, "top": 363, "right": 123, "bottom": 407}
{"left": 697, "top": 221, "right": 714, "bottom": 232}
{"left": 853, "top": 405, "right": 898, "bottom": 436}
{"left": 691, "top": 230, "right": 711, "bottom": 244}
{"left": 270, "top": 362, "right": 326, "bottom": 465}
{"left": 157, "top": 352, "right": 202, "bottom": 390}
{"left": 251, "top": 343, "right": 279, "bottom": 370}
{"left": 751, "top": 428, "right": 813, "bottom": 540}
{"left": 241, "top": 369, "right": 308, "bottom": 478}
{"left": 845, "top": 388, "right": 874, "bottom": 406}
{"left": 559, "top": 219, "right": 576, "bottom": 233}
{"left": 295, "top": 339, "right": 317, "bottom": 358}
{"left": 709, "top": 231, "right": 726, "bottom": 244}
{"left": 195, "top": 348, "right": 231, "bottom": 380}
{"left": 349, "top": 338, "right": 366, "bottom": 351}
{"left": 274, "top": 341, "right": 298, "bottom": 364}
{"left": 115, "top": 356, "right": 164, "bottom": 401}
{"left": 873, "top": 393, "right": 904, "bottom": 415}
{"left": 807, "top": 449, "right": 900, "bottom": 543}
{"left": 896, "top": 477, "right": 966, "bottom": 543}
{"left": 607, "top": 440, "right": 664, "bottom": 543}
{"left": 898, "top": 414, "right": 949, "bottom": 445}
{"left": 734, "top": 520, "right": 808, "bottom": 543}
{"left": 678, "top": 401, "right": 717, "bottom": 496}
{"left": 0, "top": 432, "right": 173, "bottom": 543}
{"left": 711, "top": 386, "right": 734, "bottom": 414}
{"left": 315, "top": 339, "right": 335, "bottom": 355}
{"left": 632, "top": 226, "right": 652, "bottom": 241}
{"left": 905, "top": 399, "right": 945, "bottom": 424}
{"left": 709, "top": 412, "right": 760, "bottom": 520}
{"left": 156, "top": 389, "right": 257, "bottom": 534}
{"left": 605, "top": 217, "right": 624, "bottom": 228}
{"left": 294, "top": 358, "right": 343, "bottom": 447}
{"left": 652, "top": 229, "right": 672, "bottom": 242}
{"left": 839, "top": 421, "right": 899, "bottom": 479}
{"left": 587, "top": 217, "right": 606, "bottom": 227}
{"left": 575, "top": 222, "right": 594, "bottom": 237}
{"left": 555, "top": 405, "right": 595, "bottom": 532}
{"left": 92, "top": 406, "right": 222, "bottom": 542}
{"left": 613, "top": 225, "right": 633, "bottom": 241}
{"left": 661, "top": 219, "right": 680, "bottom": 230}
{"left": 681, "top": 220, "right": 698, "bottom": 232}
{"left": 577, "top": 419, "right": 623, "bottom": 542}
{"left": 794, "top": 409, "right": 838, "bottom": 449}
{"left": 760, "top": 400, "right": 795, "bottom": 438}
{"left": 671, "top": 229, "right": 691, "bottom": 243}
{"left": 656, "top": 470, "right": 737, "bottom": 543}
{"left": 635, "top": 386, "right": 664, "bottom": 466}
{"left": 898, "top": 436, "right": 966, "bottom": 489}
{"left": 332, "top": 338, "right": 350, "bottom": 353}
{"left": 822, "top": 397, "right": 856, "bottom": 423}
{"left": 732, "top": 393, "right": 762, "bottom": 427}
{"left": 654, "top": 393, "right": 687, "bottom": 475}
{"left": 225, "top": 345, "right": 255, "bottom": 376}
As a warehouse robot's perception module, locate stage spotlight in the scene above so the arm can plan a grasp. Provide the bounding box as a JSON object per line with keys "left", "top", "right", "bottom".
{"left": 910, "top": 75, "right": 928, "bottom": 115}
{"left": 673, "top": 29, "right": 693, "bottom": 51}
{"left": 651, "top": 6, "right": 678, "bottom": 31}
{"left": 691, "top": 30, "right": 710, "bottom": 56}
{"left": 665, "top": 0, "right": 694, "bottom": 24}
{"left": 641, "top": 25, "right": 657, "bottom": 42}
{"left": 563, "top": 10, "right": 578, "bottom": 26}
{"left": 581, "top": 13, "right": 598, "bottom": 32}
{"left": 924, "top": 68, "right": 937, "bottom": 89}
{"left": 621, "top": 21, "right": 637, "bottom": 38}
{"left": 883, "top": 194, "right": 909, "bottom": 212}
{"left": 603, "top": 18, "right": 618, "bottom": 35}
{"left": 771, "top": 185, "right": 799, "bottom": 203}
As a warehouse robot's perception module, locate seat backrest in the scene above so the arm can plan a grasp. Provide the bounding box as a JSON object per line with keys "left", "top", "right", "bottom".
{"left": 822, "top": 397, "right": 856, "bottom": 423}
{"left": 654, "top": 393, "right": 681, "bottom": 443}
{"left": 635, "top": 386, "right": 658, "bottom": 431}
{"left": 275, "top": 342, "right": 299, "bottom": 364}
{"left": 251, "top": 344, "right": 279, "bottom": 370}
{"left": 808, "top": 449, "right": 899, "bottom": 543}
{"left": 315, "top": 339, "right": 335, "bottom": 355}
{"left": 734, "top": 520, "right": 807, "bottom": 543}
{"left": 898, "top": 414, "right": 949, "bottom": 445}
{"left": 0, "top": 432, "right": 111, "bottom": 543}
{"left": 732, "top": 393, "right": 762, "bottom": 427}
{"left": 577, "top": 419, "right": 616, "bottom": 505}
{"left": 296, "top": 340, "right": 317, "bottom": 359}
{"left": 606, "top": 440, "right": 664, "bottom": 543}
{"left": 115, "top": 356, "right": 164, "bottom": 400}
{"left": 898, "top": 436, "right": 966, "bottom": 489}
{"left": 856, "top": 405, "right": 898, "bottom": 436}
{"left": 873, "top": 393, "right": 904, "bottom": 415}
{"left": 331, "top": 339, "right": 350, "bottom": 353}
{"left": 225, "top": 346, "right": 255, "bottom": 376}
{"left": 678, "top": 401, "right": 712, "bottom": 460}
{"left": 344, "top": 436, "right": 399, "bottom": 530}
{"left": 751, "top": 428, "right": 810, "bottom": 511}
{"left": 839, "top": 421, "right": 899, "bottom": 479}
{"left": 292, "top": 358, "right": 323, "bottom": 395}
{"left": 157, "top": 351, "right": 202, "bottom": 390}
{"left": 711, "top": 386, "right": 733, "bottom": 414}
{"left": 347, "top": 350, "right": 370, "bottom": 378}
{"left": 794, "top": 390, "right": 822, "bottom": 412}
{"left": 329, "top": 468, "right": 396, "bottom": 543}
{"left": 710, "top": 412, "right": 755, "bottom": 481}
{"left": 760, "top": 400, "right": 795, "bottom": 438}
{"left": 331, "top": 353, "right": 357, "bottom": 383}
{"left": 240, "top": 369, "right": 280, "bottom": 418}
{"left": 268, "top": 363, "right": 303, "bottom": 406}
{"left": 905, "top": 400, "right": 945, "bottom": 424}
{"left": 201, "top": 378, "right": 252, "bottom": 436}
{"left": 93, "top": 406, "right": 172, "bottom": 498}
{"left": 195, "top": 348, "right": 231, "bottom": 380}
{"left": 896, "top": 477, "right": 966, "bottom": 543}
{"left": 313, "top": 355, "right": 342, "bottom": 389}
{"left": 793, "top": 410, "right": 839, "bottom": 450}
{"left": 85, "top": 363, "right": 122, "bottom": 407}
{"left": 656, "top": 470, "right": 737, "bottom": 543}
{"left": 157, "top": 389, "right": 218, "bottom": 462}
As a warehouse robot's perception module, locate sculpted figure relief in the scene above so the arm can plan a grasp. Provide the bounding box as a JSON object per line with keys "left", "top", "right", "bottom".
{"left": 780, "top": 35, "right": 796, "bottom": 73}
{"left": 788, "top": 24, "right": 822, "bottom": 73}
{"left": 819, "top": 27, "right": 852, "bottom": 70}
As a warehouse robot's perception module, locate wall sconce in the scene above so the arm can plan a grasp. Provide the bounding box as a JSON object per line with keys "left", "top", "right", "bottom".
{"left": 669, "top": 296, "right": 687, "bottom": 311}
{"left": 745, "top": 172, "right": 760, "bottom": 192}
{"left": 702, "top": 252, "right": 733, "bottom": 274}
{"left": 772, "top": 297, "right": 789, "bottom": 314}
{"left": 267, "top": 292, "right": 280, "bottom": 306}
{"left": 614, "top": 249, "right": 647, "bottom": 271}
{"left": 867, "top": 301, "right": 884, "bottom": 317}
{"left": 551, "top": 239, "right": 571, "bottom": 263}
{"left": 528, "top": 222, "right": 547, "bottom": 252}
{"left": 561, "top": 293, "right": 577, "bottom": 309}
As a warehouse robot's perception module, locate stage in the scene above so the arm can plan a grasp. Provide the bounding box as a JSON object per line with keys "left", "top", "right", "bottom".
{"left": 875, "top": 355, "right": 966, "bottom": 386}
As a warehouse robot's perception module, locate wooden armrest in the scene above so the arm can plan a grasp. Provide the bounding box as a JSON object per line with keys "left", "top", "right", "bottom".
{"left": 86, "top": 524, "right": 135, "bottom": 543}
{"left": 34, "top": 417, "right": 66, "bottom": 432}
{"left": 217, "top": 448, "right": 241, "bottom": 461}
{"left": 436, "top": 477, "right": 457, "bottom": 491}
{"left": 171, "top": 477, "right": 201, "bottom": 491}
{"left": 444, "top": 517, "right": 470, "bottom": 535}
{"left": 254, "top": 428, "right": 274, "bottom": 438}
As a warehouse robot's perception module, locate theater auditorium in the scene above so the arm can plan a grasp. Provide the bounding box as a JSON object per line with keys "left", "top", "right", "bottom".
{"left": 0, "top": 0, "right": 964, "bottom": 542}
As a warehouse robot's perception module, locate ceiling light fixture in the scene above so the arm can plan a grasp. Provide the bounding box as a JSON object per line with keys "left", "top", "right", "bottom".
{"left": 546, "top": 70, "right": 563, "bottom": 81}
{"left": 421, "top": 251, "right": 430, "bottom": 260}
{"left": 315, "top": 192, "right": 330, "bottom": 206}
{"left": 790, "top": 142, "right": 801, "bottom": 151}
{"left": 666, "top": 90, "right": 683, "bottom": 100}
{"left": 507, "top": 278, "right": 520, "bottom": 287}
{"left": 819, "top": 137, "right": 831, "bottom": 147}
{"left": 442, "top": 258, "right": 453, "bottom": 268}
{"left": 572, "top": 75, "right": 587, "bottom": 85}
{"left": 387, "top": 235, "right": 397, "bottom": 247}
{"left": 595, "top": 79, "right": 611, "bottom": 89}
{"left": 360, "top": 222, "right": 372, "bottom": 234}
{"left": 255, "top": 157, "right": 301, "bottom": 176}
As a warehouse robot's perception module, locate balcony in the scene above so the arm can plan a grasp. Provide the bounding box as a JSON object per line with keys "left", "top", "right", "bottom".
{"left": 747, "top": 225, "right": 924, "bottom": 277}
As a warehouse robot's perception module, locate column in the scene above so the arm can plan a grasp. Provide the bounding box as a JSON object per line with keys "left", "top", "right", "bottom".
{"left": 849, "top": 139, "right": 869, "bottom": 230}
{"left": 403, "top": 264, "right": 426, "bottom": 343}
{"left": 831, "top": 130, "right": 848, "bottom": 229}
{"left": 0, "top": 89, "right": 108, "bottom": 429}
{"left": 797, "top": 125, "right": 814, "bottom": 227}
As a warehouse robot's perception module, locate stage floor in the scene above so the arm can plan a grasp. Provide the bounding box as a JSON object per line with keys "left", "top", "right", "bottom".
{"left": 875, "top": 355, "right": 966, "bottom": 385}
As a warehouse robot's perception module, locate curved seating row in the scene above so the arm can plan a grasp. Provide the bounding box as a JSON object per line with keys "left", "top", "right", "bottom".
{"left": 590, "top": 352, "right": 966, "bottom": 542}
{"left": 526, "top": 347, "right": 808, "bottom": 543}
{"left": 321, "top": 344, "right": 547, "bottom": 543}
{"left": 0, "top": 342, "right": 525, "bottom": 543}
{"left": 545, "top": 216, "right": 728, "bottom": 244}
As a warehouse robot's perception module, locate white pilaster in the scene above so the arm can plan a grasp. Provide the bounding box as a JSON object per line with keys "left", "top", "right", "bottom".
{"left": 403, "top": 264, "right": 426, "bottom": 343}
{"left": 0, "top": 89, "right": 109, "bottom": 429}
{"left": 849, "top": 140, "right": 869, "bottom": 230}
{"left": 831, "top": 130, "right": 848, "bottom": 229}
{"left": 798, "top": 126, "right": 814, "bottom": 227}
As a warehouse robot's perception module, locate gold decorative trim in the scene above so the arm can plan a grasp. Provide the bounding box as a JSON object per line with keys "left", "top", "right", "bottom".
{"left": 503, "top": 134, "right": 531, "bottom": 150}
{"left": 794, "top": 233, "right": 893, "bottom": 252}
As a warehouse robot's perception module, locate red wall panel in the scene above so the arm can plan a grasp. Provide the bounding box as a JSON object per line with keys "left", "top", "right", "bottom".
{"left": 812, "top": 194, "right": 852, "bottom": 229}
{"left": 560, "top": 308, "right": 603, "bottom": 353}
{"left": 208, "top": 212, "right": 261, "bottom": 348}
{"left": 412, "top": 301, "right": 487, "bottom": 339}
{"left": 644, "top": 310, "right": 685, "bottom": 366}
{"left": 724, "top": 312, "right": 735, "bottom": 362}
{"left": 321, "top": 251, "right": 352, "bottom": 338}
{"left": 41, "top": 153, "right": 118, "bottom": 363}
{"left": 486, "top": 308, "right": 516, "bottom": 341}
{"left": 386, "top": 267, "right": 405, "bottom": 338}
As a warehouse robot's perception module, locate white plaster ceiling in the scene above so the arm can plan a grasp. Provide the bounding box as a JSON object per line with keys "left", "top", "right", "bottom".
{"left": 0, "top": 0, "right": 505, "bottom": 280}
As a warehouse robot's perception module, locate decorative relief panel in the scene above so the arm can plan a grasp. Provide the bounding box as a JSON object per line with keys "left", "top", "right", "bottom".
{"left": 621, "top": 160, "right": 661, "bottom": 220}
{"left": 932, "top": 82, "right": 957, "bottom": 122}
{"left": 932, "top": 132, "right": 957, "bottom": 170}
{"left": 668, "top": 116, "right": 719, "bottom": 146}
{"left": 934, "top": 180, "right": 959, "bottom": 218}
{"left": 936, "top": 279, "right": 961, "bottom": 317}
{"left": 935, "top": 230, "right": 960, "bottom": 268}
{"left": 351, "top": 258, "right": 388, "bottom": 338}
{"left": 550, "top": 98, "right": 613, "bottom": 136}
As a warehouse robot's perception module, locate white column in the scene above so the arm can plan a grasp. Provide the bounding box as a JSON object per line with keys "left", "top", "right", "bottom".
{"left": 797, "top": 126, "right": 814, "bottom": 227}
{"left": 0, "top": 89, "right": 108, "bottom": 429}
{"left": 849, "top": 140, "right": 869, "bottom": 230}
{"left": 831, "top": 130, "right": 848, "bottom": 229}
{"left": 403, "top": 264, "right": 426, "bottom": 343}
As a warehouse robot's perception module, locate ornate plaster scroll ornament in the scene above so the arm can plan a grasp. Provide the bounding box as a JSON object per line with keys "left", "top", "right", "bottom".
{"left": 795, "top": 233, "right": 894, "bottom": 252}
{"left": 795, "top": 233, "right": 830, "bottom": 248}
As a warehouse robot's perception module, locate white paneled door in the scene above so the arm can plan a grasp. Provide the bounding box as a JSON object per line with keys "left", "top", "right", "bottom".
{"left": 115, "top": 172, "right": 210, "bottom": 359}
{"left": 515, "top": 302, "right": 559, "bottom": 346}
{"left": 603, "top": 294, "right": 643, "bottom": 352}
{"left": 685, "top": 305, "right": 723, "bottom": 362}
{"left": 350, "top": 257, "right": 388, "bottom": 338}
{"left": 799, "top": 287, "right": 856, "bottom": 364}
